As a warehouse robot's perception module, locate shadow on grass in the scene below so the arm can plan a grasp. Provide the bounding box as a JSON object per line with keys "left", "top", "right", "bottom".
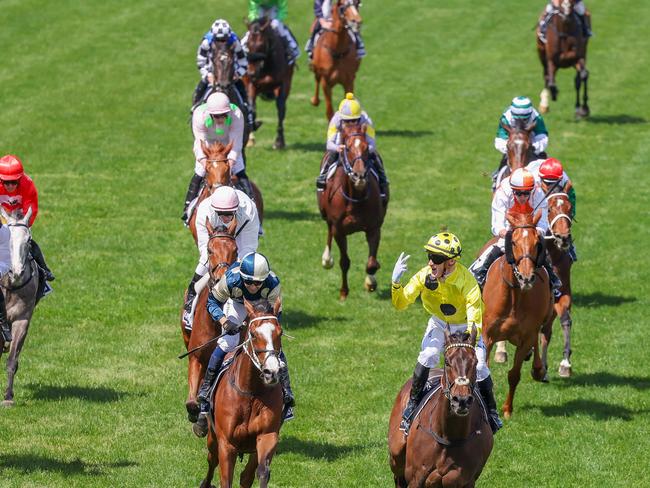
{"left": 290, "top": 141, "right": 325, "bottom": 153}
{"left": 376, "top": 129, "right": 434, "bottom": 138}
{"left": 535, "top": 399, "right": 640, "bottom": 421}
{"left": 0, "top": 454, "right": 136, "bottom": 475}
{"left": 265, "top": 209, "right": 319, "bottom": 222}
{"left": 585, "top": 114, "right": 647, "bottom": 125}
{"left": 27, "top": 384, "right": 131, "bottom": 402}
{"left": 277, "top": 435, "right": 361, "bottom": 461}
{"left": 572, "top": 292, "right": 636, "bottom": 308}
{"left": 283, "top": 310, "right": 344, "bottom": 329}
{"left": 556, "top": 372, "right": 650, "bottom": 390}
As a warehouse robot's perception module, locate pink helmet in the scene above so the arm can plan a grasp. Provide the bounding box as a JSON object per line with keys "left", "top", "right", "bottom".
{"left": 206, "top": 92, "right": 231, "bottom": 115}
{"left": 210, "top": 186, "right": 239, "bottom": 212}
{"left": 0, "top": 155, "right": 25, "bottom": 181}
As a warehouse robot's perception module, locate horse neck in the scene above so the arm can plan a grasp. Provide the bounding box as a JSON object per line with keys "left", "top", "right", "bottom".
{"left": 232, "top": 345, "right": 266, "bottom": 396}
{"left": 326, "top": 5, "right": 352, "bottom": 51}
{"left": 431, "top": 386, "right": 472, "bottom": 440}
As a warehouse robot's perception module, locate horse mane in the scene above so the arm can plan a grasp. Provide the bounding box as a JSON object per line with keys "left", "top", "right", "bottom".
{"left": 204, "top": 141, "right": 229, "bottom": 158}
{"left": 447, "top": 331, "right": 471, "bottom": 344}
{"left": 248, "top": 299, "right": 274, "bottom": 314}
{"left": 506, "top": 209, "right": 535, "bottom": 225}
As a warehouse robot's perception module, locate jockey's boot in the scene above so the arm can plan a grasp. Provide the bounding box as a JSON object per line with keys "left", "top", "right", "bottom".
{"left": 193, "top": 347, "right": 227, "bottom": 437}
{"left": 30, "top": 240, "right": 55, "bottom": 281}
{"left": 316, "top": 151, "right": 338, "bottom": 190}
{"left": 568, "top": 241, "right": 578, "bottom": 262}
{"left": 233, "top": 79, "right": 258, "bottom": 130}
{"left": 371, "top": 154, "right": 389, "bottom": 203}
{"left": 469, "top": 245, "right": 503, "bottom": 289}
{"left": 305, "top": 21, "right": 319, "bottom": 61}
{"left": 400, "top": 362, "right": 429, "bottom": 432}
{"left": 182, "top": 273, "right": 202, "bottom": 328}
{"left": 478, "top": 375, "right": 503, "bottom": 434}
{"left": 0, "top": 294, "right": 11, "bottom": 344}
{"left": 543, "top": 258, "right": 563, "bottom": 300}
{"left": 285, "top": 27, "right": 301, "bottom": 65}
{"left": 279, "top": 351, "right": 295, "bottom": 407}
{"left": 577, "top": 13, "right": 592, "bottom": 37}
{"left": 234, "top": 171, "right": 255, "bottom": 201}
{"left": 192, "top": 79, "right": 209, "bottom": 106}
{"left": 182, "top": 174, "right": 203, "bottom": 224}
{"left": 355, "top": 33, "right": 367, "bottom": 59}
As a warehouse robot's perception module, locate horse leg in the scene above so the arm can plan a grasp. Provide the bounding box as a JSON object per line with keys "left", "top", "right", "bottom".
{"left": 3, "top": 319, "right": 30, "bottom": 407}
{"left": 558, "top": 296, "right": 573, "bottom": 377}
{"left": 503, "top": 344, "right": 529, "bottom": 419}
{"left": 547, "top": 60, "right": 558, "bottom": 101}
{"left": 255, "top": 433, "right": 278, "bottom": 488}
{"left": 239, "top": 453, "right": 258, "bottom": 488}
{"left": 322, "top": 80, "right": 334, "bottom": 121}
{"left": 200, "top": 432, "right": 219, "bottom": 488}
{"left": 494, "top": 341, "right": 508, "bottom": 364}
{"left": 364, "top": 227, "right": 381, "bottom": 292}
{"left": 322, "top": 224, "right": 334, "bottom": 269}
{"left": 186, "top": 355, "right": 203, "bottom": 422}
{"left": 333, "top": 229, "right": 350, "bottom": 301}
{"left": 273, "top": 87, "right": 286, "bottom": 150}
{"left": 579, "top": 61, "right": 589, "bottom": 117}
{"left": 311, "top": 74, "right": 321, "bottom": 106}
{"left": 246, "top": 88, "right": 258, "bottom": 148}
{"left": 217, "top": 441, "right": 237, "bottom": 488}
{"left": 539, "top": 310, "right": 555, "bottom": 383}
{"left": 530, "top": 330, "right": 546, "bottom": 382}
{"left": 539, "top": 45, "right": 551, "bottom": 113}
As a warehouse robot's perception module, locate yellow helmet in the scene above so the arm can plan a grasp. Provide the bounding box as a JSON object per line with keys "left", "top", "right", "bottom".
{"left": 338, "top": 92, "right": 362, "bottom": 120}
{"left": 424, "top": 232, "right": 462, "bottom": 260}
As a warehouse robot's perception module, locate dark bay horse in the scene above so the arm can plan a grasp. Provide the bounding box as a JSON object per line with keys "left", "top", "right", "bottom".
{"left": 244, "top": 17, "right": 294, "bottom": 150}
{"left": 388, "top": 328, "right": 493, "bottom": 487}
{"left": 537, "top": 0, "right": 590, "bottom": 118}
{"left": 0, "top": 208, "right": 42, "bottom": 407}
{"left": 540, "top": 188, "right": 574, "bottom": 378}
{"left": 318, "top": 123, "right": 387, "bottom": 300}
{"left": 494, "top": 120, "right": 538, "bottom": 192}
{"left": 182, "top": 218, "right": 238, "bottom": 424}
{"left": 200, "top": 299, "right": 284, "bottom": 488}
{"left": 310, "top": 0, "right": 362, "bottom": 120}
{"left": 482, "top": 211, "right": 554, "bottom": 419}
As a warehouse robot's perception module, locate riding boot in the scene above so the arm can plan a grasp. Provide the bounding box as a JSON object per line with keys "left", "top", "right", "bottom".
{"left": 400, "top": 362, "right": 429, "bottom": 432}
{"left": 182, "top": 174, "right": 203, "bottom": 223}
{"left": 577, "top": 13, "right": 592, "bottom": 37}
{"left": 278, "top": 351, "right": 295, "bottom": 407}
{"left": 469, "top": 245, "right": 504, "bottom": 289}
{"left": 316, "top": 151, "right": 338, "bottom": 190}
{"left": 305, "top": 21, "right": 320, "bottom": 60}
{"left": 478, "top": 375, "right": 503, "bottom": 433}
{"left": 182, "top": 273, "right": 202, "bottom": 328}
{"left": 192, "top": 79, "right": 209, "bottom": 106}
{"left": 234, "top": 171, "right": 255, "bottom": 201}
{"left": 30, "top": 240, "right": 55, "bottom": 281}
{"left": 0, "top": 293, "right": 11, "bottom": 344}
{"left": 371, "top": 153, "right": 389, "bottom": 202}
{"left": 355, "top": 32, "right": 366, "bottom": 59}
{"left": 543, "top": 258, "right": 563, "bottom": 299}
{"left": 491, "top": 154, "right": 508, "bottom": 192}
{"left": 568, "top": 241, "right": 578, "bottom": 262}
{"left": 193, "top": 347, "right": 227, "bottom": 437}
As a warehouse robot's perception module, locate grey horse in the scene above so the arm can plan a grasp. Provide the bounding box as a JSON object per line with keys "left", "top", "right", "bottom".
{"left": 0, "top": 207, "right": 42, "bottom": 407}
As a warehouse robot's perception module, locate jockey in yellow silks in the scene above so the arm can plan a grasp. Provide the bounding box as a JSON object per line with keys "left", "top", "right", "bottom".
{"left": 391, "top": 232, "right": 502, "bottom": 433}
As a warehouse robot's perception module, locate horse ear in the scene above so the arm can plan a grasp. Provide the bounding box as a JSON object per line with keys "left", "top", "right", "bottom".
{"left": 506, "top": 211, "right": 516, "bottom": 227}
{"left": 525, "top": 120, "right": 537, "bottom": 132}
{"left": 23, "top": 206, "right": 33, "bottom": 224}
{"left": 500, "top": 121, "right": 512, "bottom": 135}
{"left": 0, "top": 206, "right": 9, "bottom": 224}
{"left": 243, "top": 299, "right": 255, "bottom": 318}
{"left": 533, "top": 210, "right": 542, "bottom": 225}
{"left": 201, "top": 139, "right": 210, "bottom": 156}
{"left": 206, "top": 216, "right": 215, "bottom": 235}
{"left": 444, "top": 323, "right": 451, "bottom": 343}
{"left": 272, "top": 296, "right": 282, "bottom": 317}
{"left": 226, "top": 214, "right": 238, "bottom": 235}
{"left": 224, "top": 140, "right": 233, "bottom": 155}
{"left": 563, "top": 181, "right": 572, "bottom": 194}
{"left": 470, "top": 325, "right": 478, "bottom": 346}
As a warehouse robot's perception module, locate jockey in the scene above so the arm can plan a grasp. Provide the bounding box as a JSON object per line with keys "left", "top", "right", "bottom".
{"left": 192, "top": 19, "right": 252, "bottom": 125}
{"left": 305, "top": 0, "right": 366, "bottom": 60}
{"left": 243, "top": 0, "right": 301, "bottom": 65}
{"left": 391, "top": 232, "right": 503, "bottom": 434}
{"left": 492, "top": 96, "right": 549, "bottom": 191}
{"left": 182, "top": 185, "right": 260, "bottom": 328}
{"left": 0, "top": 155, "right": 54, "bottom": 283}
{"left": 182, "top": 92, "right": 254, "bottom": 223}
{"left": 316, "top": 93, "right": 389, "bottom": 200}
{"left": 539, "top": 0, "right": 592, "bottom": 42}
{"left": 528, "top": 157, "right": 578, "bottom": 261}
{"left": 193, "top": 251, "right": 295, "bottom": 437}
{"left": 469, "top": 168, "right": 562, "bottom": 295}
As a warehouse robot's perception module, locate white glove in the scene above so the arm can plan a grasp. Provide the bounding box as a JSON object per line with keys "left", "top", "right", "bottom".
{"left": 533, "top": 140, "right": 545, "bottom": 154}
{"left": 392, "top": 252, "right": 410, "bottom": 283}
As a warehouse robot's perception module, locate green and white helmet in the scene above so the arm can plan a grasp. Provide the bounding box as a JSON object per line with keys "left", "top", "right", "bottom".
{"left": 510, "top": 96, "right": 533, "bottom": 119}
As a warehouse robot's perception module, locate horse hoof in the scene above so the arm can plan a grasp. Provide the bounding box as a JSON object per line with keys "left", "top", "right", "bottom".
{"left": 273, "top": 140, "right": 285, "bottom": 150}
{"left": 339, "top": 291, "right": 348, "bottom": 302}
{"left": 558, "top": 359, "right": 572, "bottom": 377}
{"left": 2, "top": 399, "right": 15, "bottom": 408}
{"left": 539, "top": 104, "right": 549, "bottom": 114}
{"left": 364, "top": 275, "right": 377, "bottom": 292}
{"left": 311, "top": 97, "right": 320, "bottom": 107}
{"left": 502, "top": 410, "right": 512, "bottom": 420}
{"left": 247, "top": 135, "right": 256, "bottom": 148}
{"left": 494, "top": 351, "right": 507, "bottom": 363}
{"left": 322, "top": 257, "right": 334, "bottom": 269}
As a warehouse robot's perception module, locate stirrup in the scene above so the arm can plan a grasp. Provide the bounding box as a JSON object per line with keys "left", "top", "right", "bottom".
{"left": 192, "top": 413, "right": 209, "bottom": 438}
{"left": 488, "top": 411, "right": 503, "bottom": 433}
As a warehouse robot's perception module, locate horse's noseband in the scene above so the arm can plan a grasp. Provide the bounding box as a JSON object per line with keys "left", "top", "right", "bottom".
{"left": 442, "top": 342, "right": 476, "bottom": 402}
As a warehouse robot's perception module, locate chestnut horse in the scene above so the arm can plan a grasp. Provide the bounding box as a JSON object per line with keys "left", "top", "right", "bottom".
{"left": 182, "top": 219, "right": 238, "bottom": 423}
{"left": 388, "top": 328, "right": 493, "bottom": 487}
{"left": 493, "top": 120, "right": 537, "bottom": 192}
{"left": 200, "top": 299, "right": 284, "bottom": 488}
{"left": 536, "top": 0, "right": 590, "bottom": 118}
{"left": 318, "top": 123, "right": 387, "bottom": 300}
{"left": 482, "top": 211, "right": 554, "bottom": 419}
{"left": 244, "top": 17, "right": 294, "bottom": 150}
{"left": 310, "top": 0, "right": 362, "bottom": 120}
{"left": 540, "top": 187, "right": 574, "bottom": 378}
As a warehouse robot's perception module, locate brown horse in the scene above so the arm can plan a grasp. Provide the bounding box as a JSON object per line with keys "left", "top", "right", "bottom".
{"left": 182, "top": 219, "right": 238, "bottom": 423}
{"left": 244, "top": 17, "right": 294, "bottom": 150}
{"left": 200, "top": 299, "right": 284, "bottom": 488}
{"left": 494, "top": 120, "right": 538, "bottom": 191}
{"left": 536, "top": 0, "right": 590, "bottom": 118}
{"left": 310, "top": 0, "right": 362, "bottom": 120}
{"left": 540, "top": 187, "right": 574, "bottom": 378}
{"left": 318, "top": 122, "right": 387, "bottom": 300}
{"left": 482, "top": 211, "right": 554, "bottom": 419}
{"left": 388, "top": 329, "right": 493, "bottom": 487}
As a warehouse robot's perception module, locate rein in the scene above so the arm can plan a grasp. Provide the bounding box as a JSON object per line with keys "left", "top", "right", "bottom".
{"left": 339, "top": 134, "right": 370, "bottom": 202}
{"left": 504, "top": 224, "right": 545, "bottom": 287}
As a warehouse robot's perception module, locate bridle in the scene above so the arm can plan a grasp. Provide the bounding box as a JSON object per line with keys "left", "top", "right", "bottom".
{"left": 2, "top": 222, "right": 35, "bottom": 291}
{"left": 506, "top": 224, "right": 545, "bottom": 286}
{"left": 339, "top": 132, "right": 370, "bottom": 202}
{"left": 207, "top": 231, "right": 235, "bottom": 287}
{"left": 212, "top": 42, "right": 234, "bottom": 91}
{"left": 246, "top": 21, "right": 272, "bottom": 79}
{"left": 545, "top": 192, "right": 572, "bottom": 242}
{"left": 441, "top": 341, "right": 476, "bottom": 402}
{"left": 202, "top": 156, "right": 230, "bottom": 193}
{"left": 243, "top": 315, "right": 282, "bottom": 375}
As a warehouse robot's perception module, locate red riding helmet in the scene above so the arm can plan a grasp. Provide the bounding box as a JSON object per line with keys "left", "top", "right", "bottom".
{"left": 539, "top": 158, "right": 564, "bottom": 181}
{"left": 0, "top": 155, "right": 25, "bottom": 181}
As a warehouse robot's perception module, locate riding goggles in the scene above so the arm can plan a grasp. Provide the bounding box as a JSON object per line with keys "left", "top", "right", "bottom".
{"left": 243, "top": 279, "right": 263, "bottom": 286}
{"left": 427, "top": 253, "right": 449, "bottom": 265}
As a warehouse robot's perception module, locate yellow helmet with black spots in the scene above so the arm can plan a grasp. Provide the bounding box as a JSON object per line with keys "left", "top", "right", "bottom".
{"left": 338, "top": 92, "right": 362, "bottom": 120}
{"left": 424, "top": 232, "right": 462, "bottom": 260}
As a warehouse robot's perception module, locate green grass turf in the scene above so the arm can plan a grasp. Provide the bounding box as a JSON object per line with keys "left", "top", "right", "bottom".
{"left": 1, "top": 0, "right": 649, "bottom": 486}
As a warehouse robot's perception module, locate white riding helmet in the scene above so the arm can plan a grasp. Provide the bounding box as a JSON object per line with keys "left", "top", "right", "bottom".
{"left": 510, "top": 96, "right": 534, "bottom": 119}
{"left": 210, "top": 186, "right": 239, "bottom": 212}
{"left": 206, "top": 92, "right": 231, "bottom": 115}
{"left": 211, "top": 19, "right": 232, "bottom": 40}
{"left": 239, "top": 252, "right": 271, "bottom": 282}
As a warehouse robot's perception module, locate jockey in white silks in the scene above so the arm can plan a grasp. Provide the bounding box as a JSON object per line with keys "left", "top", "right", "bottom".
{"left": 182, "top": 185, "right": 260, "bottom": 328}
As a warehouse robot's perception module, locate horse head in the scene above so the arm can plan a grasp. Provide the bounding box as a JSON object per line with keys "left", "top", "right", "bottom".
{"left": 211, "top": 40, "right": 235, "bottom": 91}
{"left": 205, "top": 217, "right": 237, "bottom": 285}
{"left": 442, "top": 328, "right": 478, "bottom": 417}
{"left": 246, "top": 17, "right": 272, "bottom": 79}
{"left": 341, "top": 122, "right": 369, "bottom": 192}
{"left": 502, "top": 119, "right": 536, "bottom": 171}
{"left": 506, "top": 210, "right": 545, "bottom": 290}
{"left": 545, "top": 183, "right": 573, "bottom": 251}
{"left": 243, "top": 298, "right": 283, "bottom": 386}
{"left": 335, "top": 0, "right": 362, "bottom": 34}
{"left": 201, "top": 140, "right": 232, "bottom": 191}
{"left": 558, "top": 0, "right": 576, "bottom": 17}
{"left": 1, "top": 207, "right": 32, "bottom": 280}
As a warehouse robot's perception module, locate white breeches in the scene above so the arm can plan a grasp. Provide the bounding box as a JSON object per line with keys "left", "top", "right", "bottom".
{"left": 217, "top": 299, "right": 246, "bottom": 351}
{"left": 194, "top": 156, "right": 244, "bottom": 178}
{"left": 418, "top": 316, "right": 490, "bottom": 381}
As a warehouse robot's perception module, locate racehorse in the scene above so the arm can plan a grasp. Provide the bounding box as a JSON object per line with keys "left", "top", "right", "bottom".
{"left": 317, "top": 122, "right": 387, "bottom": 300}
{"left": 482, "top": 210, "right": 554, "bottom": 419}
{"left": 536, "top": 0, "right": 590, "bottom": 118}
{"left": 540, "top": 188, "right": 574, "bottom": 378}
{"left": 310, "top": 0, "right": 362, "bottom": 120}
{"left": 0, "top": 208, "right": 43, "bottom": 407}
{"left": 200, "top": 298, "right": 284, "bottom": 488}
{"left": 182, "top": 218, "right": 238, "bottom": 424}
{"left": 244, "top": 17, "right": 294, "bottom": 150}
{"left": 494, "top": 120, "right": 538, "bottom": 192}
{"left": 388, "top": 328, "right": 493, "bottom": 487}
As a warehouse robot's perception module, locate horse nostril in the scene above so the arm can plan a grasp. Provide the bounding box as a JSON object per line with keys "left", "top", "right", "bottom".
{"left": 467, "top": 396, "right": 474, "bottom": 405}
{"left": 452, "top": 395, "right": 459, "bottom": 404}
